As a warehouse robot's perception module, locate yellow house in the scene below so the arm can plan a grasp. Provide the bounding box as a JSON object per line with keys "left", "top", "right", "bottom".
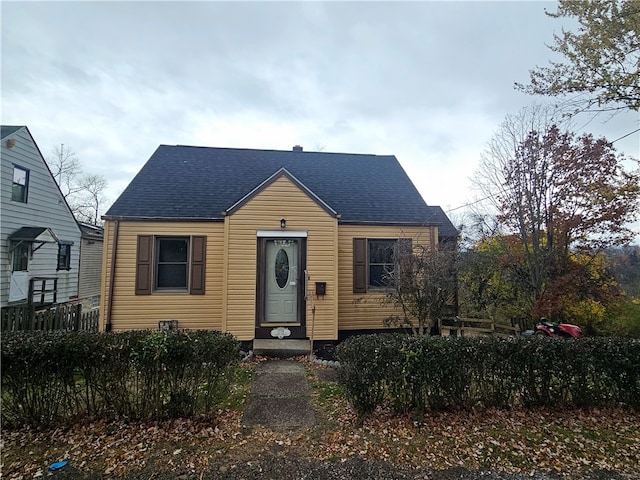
{"left": 100, "top": 145, "right": 457, "bottom": 353}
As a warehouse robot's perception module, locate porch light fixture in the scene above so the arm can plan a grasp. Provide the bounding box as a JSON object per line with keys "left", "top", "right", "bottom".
{"left": 280, "top": 218, "right": 286, "bottom": 229}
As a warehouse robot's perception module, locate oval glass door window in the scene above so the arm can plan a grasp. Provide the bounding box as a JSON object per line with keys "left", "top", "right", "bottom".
{"left": 275, "top": 249, "right": 290, "bottom": 289}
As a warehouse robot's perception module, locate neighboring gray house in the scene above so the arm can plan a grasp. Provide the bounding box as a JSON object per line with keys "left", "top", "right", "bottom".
{"left": 1, "top": 126, "right": 81, "bottom": 308}
{"left": 78, "top": 222, "right": 104, "bottom": 309}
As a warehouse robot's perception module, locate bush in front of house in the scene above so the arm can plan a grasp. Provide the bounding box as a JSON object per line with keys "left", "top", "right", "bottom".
{"left": 335, "top": 334, "right": 640, "bottom": 415}
{"left": 1, "top": 330, "right": 239, "bottom": 426}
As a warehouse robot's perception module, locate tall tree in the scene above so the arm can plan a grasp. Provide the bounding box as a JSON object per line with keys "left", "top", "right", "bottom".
{"left": 474, "top": 107, "right": 640, "bottom": 318}
{"left": 46, "top": 144, "right": 109, "bottom": 225}
{"left": 516, "top": 0, "right": 640, "bottom": 114}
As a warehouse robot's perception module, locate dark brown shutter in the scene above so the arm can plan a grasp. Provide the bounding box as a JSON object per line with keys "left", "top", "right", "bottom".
{"left": 190, "top": 236, "right": 206, "bottom": 295}
{"left": 135, "top": 235, "right": 153, "bottom": 295}
{"left": 353, "top": 237, "right": 367, "bottom": 293}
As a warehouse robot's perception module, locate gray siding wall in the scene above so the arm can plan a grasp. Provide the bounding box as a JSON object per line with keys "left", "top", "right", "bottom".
{"left": 79, "top": 237, "right": 103, "bottom": 300}
{"left": 1, "top": 127, "right": 81, "bottom": 307}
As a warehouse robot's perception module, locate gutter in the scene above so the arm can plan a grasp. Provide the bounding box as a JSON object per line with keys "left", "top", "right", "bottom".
{"left": 105, "top": 219, "right": 119, "bottom": 332}
{"left": 101, "top": 215, "right": 224, "bottom": 222}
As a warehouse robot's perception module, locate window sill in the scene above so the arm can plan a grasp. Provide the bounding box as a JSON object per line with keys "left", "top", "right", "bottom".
{"left": 366, "top": 286, "right": 393, "bottom": 293}
{"left": 152, "top": 289, "right": 190, "bottom": 294}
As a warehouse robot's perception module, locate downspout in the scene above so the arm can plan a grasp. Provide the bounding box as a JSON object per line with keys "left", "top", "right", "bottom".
{"left": 105, "top": 219, "right": 119, "bottom": 332}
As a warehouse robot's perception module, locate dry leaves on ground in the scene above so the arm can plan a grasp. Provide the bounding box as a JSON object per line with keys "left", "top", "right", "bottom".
{"left": 1, "top": 364, "right": 639, "bottom": 479}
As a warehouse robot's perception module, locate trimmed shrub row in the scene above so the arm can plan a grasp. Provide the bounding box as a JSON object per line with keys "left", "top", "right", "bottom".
{"left": 1, "top": 330, "right": 239, "bottom": 426}
{"left": 336, "top": 334, "right": 640, "bottom": 415}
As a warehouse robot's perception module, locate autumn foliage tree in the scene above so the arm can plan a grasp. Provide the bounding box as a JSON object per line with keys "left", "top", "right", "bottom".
{"left": 458, "top": 235, "right": 531, "bottom": 322}
{"left": 474, "top": 108, "right": 640, "bottom": 321}
{"left": 517, "top": 0, "right": 640, "bottom": 113}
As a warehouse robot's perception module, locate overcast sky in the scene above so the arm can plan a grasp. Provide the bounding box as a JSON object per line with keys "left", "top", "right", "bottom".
{"left": 2, "top": 1, "right": 639, "bottom": 235}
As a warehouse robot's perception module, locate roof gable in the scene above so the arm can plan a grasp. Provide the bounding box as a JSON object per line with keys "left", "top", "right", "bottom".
{"left": 1, "top": 125, "right": 81, "bottom": 233}
{"left": 226, "top": 167, "right": 338, "bottom": 218}
{"left": 105, "top": 145, "right": 457, "bottom": 237}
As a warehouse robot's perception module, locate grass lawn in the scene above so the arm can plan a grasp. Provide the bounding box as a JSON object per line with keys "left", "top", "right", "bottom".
{"left": 1, "top": 360, "right": 639, "bottom": 479}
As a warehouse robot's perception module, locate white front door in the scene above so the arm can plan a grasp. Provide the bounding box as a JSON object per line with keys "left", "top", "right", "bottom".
{"left": 264, "top": 239, "right": 299, "bottom": 323}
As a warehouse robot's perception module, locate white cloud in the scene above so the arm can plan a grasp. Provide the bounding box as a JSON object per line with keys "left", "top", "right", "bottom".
{"left": 2, "top": 1, "right": 637, "bottom": 238}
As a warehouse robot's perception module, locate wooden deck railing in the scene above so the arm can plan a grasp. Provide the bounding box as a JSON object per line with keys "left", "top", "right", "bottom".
{"left": 1, "top": 303, "right": 99, "bottom": 333}
{"left": 440, "top": 317, "right": 521, "bottom": 337}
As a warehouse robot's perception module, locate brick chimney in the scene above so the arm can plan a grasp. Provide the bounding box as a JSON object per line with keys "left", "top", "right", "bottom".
{"left": 292, "top": 145, "right": 303, "bottom": 152}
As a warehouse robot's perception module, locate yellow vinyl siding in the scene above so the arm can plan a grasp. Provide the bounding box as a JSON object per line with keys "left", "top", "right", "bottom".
{"left": 337, "top": 225, "right": 436, "bottom": 331}
{"left": 226, "top": 175, "right": 338, "bottom": 341}
{"left": 99, "top": 183, "right": 436, "bottom": 338}
{"left": 100, "top": 221, "right": 225, "bottom": 331}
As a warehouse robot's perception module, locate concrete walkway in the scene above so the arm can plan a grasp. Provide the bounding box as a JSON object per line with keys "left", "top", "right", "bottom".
{"left": 241, "top": 360, "right": 315, "bottom": 430}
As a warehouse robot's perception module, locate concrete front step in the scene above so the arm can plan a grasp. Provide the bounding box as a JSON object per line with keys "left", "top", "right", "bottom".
{"left": 253, "top": 338, "right": 311, "bottom": 357}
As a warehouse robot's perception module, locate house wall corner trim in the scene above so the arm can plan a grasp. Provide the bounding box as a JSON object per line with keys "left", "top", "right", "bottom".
{"left": 105, "top": 219, "right": 119, "bottom": 332}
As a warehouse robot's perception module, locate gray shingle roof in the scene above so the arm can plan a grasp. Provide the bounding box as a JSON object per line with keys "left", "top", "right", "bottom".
{"left": 105, "top": 145, "right": 458, "bottom": 238}
{"left": 8, "top": 226, "right": 59, "bottom": 243}
{"left": 1, "top": 125, "right": 25, "bottom": 139}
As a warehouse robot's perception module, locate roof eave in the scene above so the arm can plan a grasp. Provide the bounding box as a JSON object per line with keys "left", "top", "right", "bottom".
{"left": 338, "top": 220, "right": 441, "bottom": 227}
{"left": 101, "top": 215, "right": 224, "bottom": 222}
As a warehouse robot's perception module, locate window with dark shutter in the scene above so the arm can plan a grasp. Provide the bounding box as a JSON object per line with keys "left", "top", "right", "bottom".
{"left": 135, "top": 235, "right": 206, "bottom": 295}
{"left": 190, "top": 236, "right": 206, "bottom": 294}
{"left": 353, "top": 237, "right": 413, "bottom": 293}
{"left": 135, "top": 235, "right": 153, "bottom": 295}
{"left": 156, "top": 237, "right": 189, "bottom": 289}
{"left": 353, "top": 238, "right": 367, "bottom": 293}
{"left": 368, "top": 239, "right": 396, "bottom": 287}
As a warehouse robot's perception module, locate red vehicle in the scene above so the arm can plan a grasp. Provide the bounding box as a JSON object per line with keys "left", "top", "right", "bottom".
{"left": 533, "top": 319, "right": 582, "bottom": 339}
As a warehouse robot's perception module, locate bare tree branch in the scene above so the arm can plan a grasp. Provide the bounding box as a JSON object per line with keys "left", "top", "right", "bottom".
{"left": 46, "top": 145, "right": 109, "bottom": 225}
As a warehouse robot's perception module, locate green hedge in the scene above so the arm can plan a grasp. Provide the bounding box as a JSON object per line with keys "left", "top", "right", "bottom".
{"left": 1, "top": 330, "right": 239, "bottom": 426}
{"left": 336, "top": 334, "right": 640, "bottom": 415}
